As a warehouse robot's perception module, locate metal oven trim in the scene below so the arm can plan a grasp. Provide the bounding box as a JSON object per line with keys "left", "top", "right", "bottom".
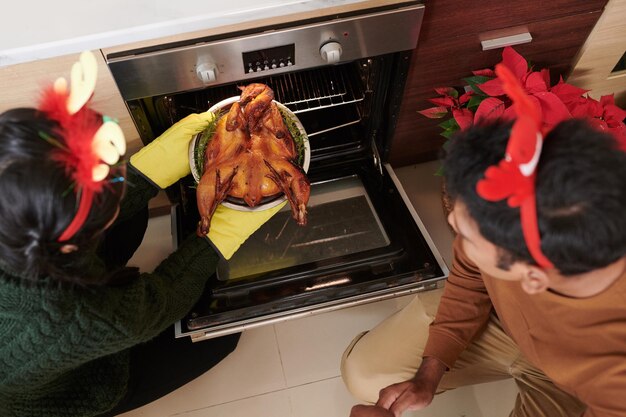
{"left": 176, "top": 280, "right": 443, "bottom": 342}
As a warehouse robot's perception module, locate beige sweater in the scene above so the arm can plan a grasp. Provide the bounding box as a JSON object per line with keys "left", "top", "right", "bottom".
{"left": 424, "top": 236, "right": 626, "bottom": 417}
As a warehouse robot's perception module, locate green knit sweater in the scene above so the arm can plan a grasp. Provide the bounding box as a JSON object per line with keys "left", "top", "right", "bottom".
{"left": 0, "top": 167, "right": 219, "bottom": 416}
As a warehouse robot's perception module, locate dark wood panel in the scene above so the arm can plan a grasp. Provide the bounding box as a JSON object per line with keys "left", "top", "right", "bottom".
{"left": 388, "top": 9, "right": 605, "bottom": 167}
{"left": 419, "top": 0, "right": 607, "bottom": 43}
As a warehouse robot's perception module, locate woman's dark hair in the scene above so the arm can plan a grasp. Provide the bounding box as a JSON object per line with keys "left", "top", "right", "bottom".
{"left": 0, "top": 108, "right": 126, "bottom": 284}
{"left": 443, "top": 118, "right": 626, "bottom": 276}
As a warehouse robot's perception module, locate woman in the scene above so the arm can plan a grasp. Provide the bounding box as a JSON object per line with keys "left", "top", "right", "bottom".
{"left": 0, "top": 52, "right": 281, "bottom": 416}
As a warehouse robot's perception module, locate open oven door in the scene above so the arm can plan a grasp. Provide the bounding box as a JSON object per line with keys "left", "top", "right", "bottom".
{"left": 174, "top": 158, "right": 449, "bottom": 341}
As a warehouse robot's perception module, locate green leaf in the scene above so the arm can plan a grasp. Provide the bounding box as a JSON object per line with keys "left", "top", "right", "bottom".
{"left": 438, "top": 118, "right": 460, "bottom": 131}
{"left": 440, "top": 129, "right": 456, "bottom": 139}
{"left": 194, "top": 110, "right": 222, "bottom": 177}
{"left": 279, "top": 107, "right": 306, "bottom": 166}
{"left": 467, "top": 95, "right": 487, "bottom": 110}
{"left": 464, "top": 75, "right": 492, "bottom": 84}
{"left": 463, "top": 75, "right": 492, "bottom": 95}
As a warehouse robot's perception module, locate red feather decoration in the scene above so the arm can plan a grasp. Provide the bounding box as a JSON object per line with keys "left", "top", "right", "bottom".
{"left": 40, "top": 86, "right": 104, "bottom": 193}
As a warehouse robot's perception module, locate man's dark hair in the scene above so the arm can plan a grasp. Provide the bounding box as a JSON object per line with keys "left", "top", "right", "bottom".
{"left": 0, "top": 108, "right": 126, "bottom": 284}
{"left": 443, "top": 118, "right": 626, "bottom": 275}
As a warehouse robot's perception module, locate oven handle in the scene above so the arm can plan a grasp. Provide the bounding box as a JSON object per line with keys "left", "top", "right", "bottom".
{"left": 176, "top": 279, "right": 443, "bottom": 342}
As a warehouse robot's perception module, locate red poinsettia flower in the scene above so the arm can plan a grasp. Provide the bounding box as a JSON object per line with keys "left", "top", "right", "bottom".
{"left": 473, "top": 47, "right": 571, "bottom": 130}
{"left": 418, "top": 46, "right": 626, "bottom": 154}
{"left": 563, "top": 93, "right": 626, "bottom": 150}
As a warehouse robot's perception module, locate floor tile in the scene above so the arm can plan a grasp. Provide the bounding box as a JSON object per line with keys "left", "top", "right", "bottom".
{"left": 288, "top": 377, "right": 357, "bottom": 417}
{"left": 176, "top": 390, "right": 292, "bottom": 417}
{"left": 286, "top": 376, "right": 498, "bottom": 417}
{"left": 287, "top": 376, "right": 515, "bottom": 417}
{"left": 274, "top": 295, "right": 414, "bottom": 387}
{"left": 118, "top": 325, "right": 286, "bottom": 416}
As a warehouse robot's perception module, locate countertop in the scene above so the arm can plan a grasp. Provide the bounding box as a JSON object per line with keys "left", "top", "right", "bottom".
{"left": 0, "top": 0, "right": 390, "bottom": 67}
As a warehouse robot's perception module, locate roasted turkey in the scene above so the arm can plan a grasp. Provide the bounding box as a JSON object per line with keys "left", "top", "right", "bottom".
{"left": 196, "top": 83, "right": 310, "bottom": 235}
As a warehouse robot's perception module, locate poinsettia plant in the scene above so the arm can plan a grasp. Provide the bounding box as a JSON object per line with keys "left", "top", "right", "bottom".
{"left": 419, "top": 46, "right": 626, "bottom": 163}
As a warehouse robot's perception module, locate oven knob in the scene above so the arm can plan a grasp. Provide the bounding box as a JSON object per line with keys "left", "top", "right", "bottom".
{"left": 196, "top": 62, "right": 217, "bottom": 84}
{"left": 320, "top": 41, "right": 343, "bottom": 64}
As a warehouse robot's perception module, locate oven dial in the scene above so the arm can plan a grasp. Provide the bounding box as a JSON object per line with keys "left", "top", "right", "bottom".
{"left": 320, "top": 41, "right": 343, "bottom": 64}
{"left": 196, "top": 62, "right": 217, "bottom": 84}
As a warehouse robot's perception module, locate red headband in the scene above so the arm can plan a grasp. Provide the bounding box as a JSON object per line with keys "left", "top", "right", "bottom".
{"left": 37, "top": 52, "right": 126, "bottom": 242}
{"left": 476, "top": 64, "right": 554, "bottom": 269}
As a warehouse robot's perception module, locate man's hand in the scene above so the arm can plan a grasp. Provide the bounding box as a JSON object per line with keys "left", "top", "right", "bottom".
{"left": 375, "top": 379, "right": 434, "bottom": 416}
{"left": 350, "top": 405, "right": 394, "bottom": 417}
{"left": 375, "top": 357, "right": 447, "bottom": 416}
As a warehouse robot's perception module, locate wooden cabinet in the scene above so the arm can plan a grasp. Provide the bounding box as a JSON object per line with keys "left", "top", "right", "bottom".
{"left": 388, "top": 0, "right": 608, "bottom": 167}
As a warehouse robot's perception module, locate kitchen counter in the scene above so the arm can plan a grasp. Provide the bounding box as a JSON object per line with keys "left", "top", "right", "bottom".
{"left": 0, "top": 0, "right": 406, "bottom": 67}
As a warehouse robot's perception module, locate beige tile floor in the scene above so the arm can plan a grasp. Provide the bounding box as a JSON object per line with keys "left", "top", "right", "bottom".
{"left": 120, "top": 213, "right": 519, "bottom": 417}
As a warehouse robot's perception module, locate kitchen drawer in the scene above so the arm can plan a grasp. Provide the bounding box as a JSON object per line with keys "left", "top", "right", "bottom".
{"left": 421, "top": 0, "right": 606, "bottom": 43}
{"left": 408, "top": 11, "right": 604, "bottom": 91}
{"left": 388, "top": 9, "right": 605, "bottom": 166}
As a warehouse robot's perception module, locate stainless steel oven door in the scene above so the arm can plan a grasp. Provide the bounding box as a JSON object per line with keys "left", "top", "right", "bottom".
{"left": 175, "top": 162, "right": 448, "bottom": 341}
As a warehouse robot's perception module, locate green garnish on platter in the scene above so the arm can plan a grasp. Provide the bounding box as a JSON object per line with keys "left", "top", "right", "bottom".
{"left": 278, "top": 107, "right": 306, "bottom": 167}
{"left": 194, "top": 110, "right": 221, "bottom": 178}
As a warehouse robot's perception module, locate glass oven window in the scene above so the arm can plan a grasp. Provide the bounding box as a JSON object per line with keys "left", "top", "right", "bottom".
{"left": 220, "top": 175, "right": 390, "bottom": 281}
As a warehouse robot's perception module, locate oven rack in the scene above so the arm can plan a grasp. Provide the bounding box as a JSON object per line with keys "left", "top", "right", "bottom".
{"left": 191, "top": 65, "right": 364, "bottom": 114}
{"left": 270, "top": 66, "right": 365, "bottom": 137}
{"left": 176, "top": 65, "right": 366, "bottom": 138}
{"left": 271, "top": 66, "right": 365, "bottom": 114}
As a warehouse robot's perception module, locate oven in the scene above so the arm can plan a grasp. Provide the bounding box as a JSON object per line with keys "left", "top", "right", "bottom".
{"left": 105, "top": 1, "right": 449, "bottom": 341}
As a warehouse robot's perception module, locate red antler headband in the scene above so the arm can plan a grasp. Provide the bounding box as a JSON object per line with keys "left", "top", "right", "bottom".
{"left": 38, "top": 51, "right": 126, "bottom": 242}
{"left": 475, "top": 64, "right": 554, "bottom": 269}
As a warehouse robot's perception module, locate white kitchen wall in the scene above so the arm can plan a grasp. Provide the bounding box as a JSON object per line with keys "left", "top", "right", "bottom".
{"left": 0, "top": 0, "right": 369, "bottom": 66}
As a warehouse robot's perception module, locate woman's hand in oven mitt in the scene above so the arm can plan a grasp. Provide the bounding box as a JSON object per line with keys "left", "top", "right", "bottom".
{"left": 205, "top": 202, "right": 287, "bottom": 260}
{"left": 130, "top": 111, "right": 216, "bottom": 189}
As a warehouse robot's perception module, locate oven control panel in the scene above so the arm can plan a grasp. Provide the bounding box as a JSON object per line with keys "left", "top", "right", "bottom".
{"left": 106, "top": 4, "right": 424, "bottom": 100}
{"left": 242, "top": 44, "right": 295, "bottom": 74}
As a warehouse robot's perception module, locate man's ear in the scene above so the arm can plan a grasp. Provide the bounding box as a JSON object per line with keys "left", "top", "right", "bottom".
{"left": 520, "top": 266, "right": 550, "bottom": 295}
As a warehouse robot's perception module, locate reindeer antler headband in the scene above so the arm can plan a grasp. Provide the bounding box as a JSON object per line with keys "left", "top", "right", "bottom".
{"left": 476, "top": 64, "right": 554, "bottom": 269}
{"left": 38, "top": 51, "right": 126, "bottom": 242}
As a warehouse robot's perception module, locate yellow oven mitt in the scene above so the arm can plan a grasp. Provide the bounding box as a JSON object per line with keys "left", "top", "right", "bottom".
{"left": 207, "top": 202, "right": 287, "bottom": 260}
{"left": 130, "top": 111, "right": 215, "bottom": 188}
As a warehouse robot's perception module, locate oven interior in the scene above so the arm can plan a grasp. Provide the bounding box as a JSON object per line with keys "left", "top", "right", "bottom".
{"left": 128, "top": 56, "right": 388, "bottom": 167}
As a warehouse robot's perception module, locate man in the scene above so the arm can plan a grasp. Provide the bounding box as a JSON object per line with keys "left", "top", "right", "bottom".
{"left": 341, "top": 72, "right": 626, "bottom": 416}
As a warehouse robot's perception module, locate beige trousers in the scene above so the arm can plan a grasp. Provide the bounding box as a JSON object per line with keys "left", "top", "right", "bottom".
{"left": 340, "top": 290, "right": 585, "bottom": 417}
